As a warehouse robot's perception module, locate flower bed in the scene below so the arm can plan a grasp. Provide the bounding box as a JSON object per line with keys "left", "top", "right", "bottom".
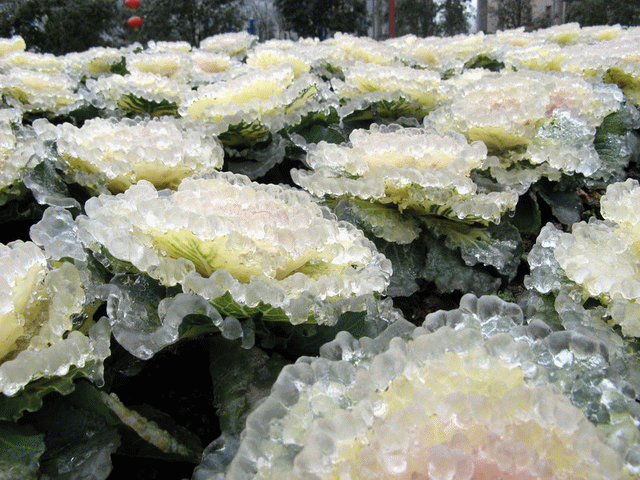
{"left": 0, "top": 24, "right": 639, "bottom": 479}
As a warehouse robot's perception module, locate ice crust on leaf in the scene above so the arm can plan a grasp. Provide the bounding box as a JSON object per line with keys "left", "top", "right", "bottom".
{"left": 0, "top": 241, "right": 111, "bottom": 396}
{"left": 245, "top": 39, "right": 321, "bottom": 77}
{"left": 220, "top": 295, "right": 636, "bottom": 480}
{"left": 77, "top": 171, "right": 391, "bottom": 325}
{"left": 292, "top": 123, "right": 519, "bottom": 228}
{"left": 537, "top": 179, "right": 640, "bottom": 337}
{"left": 0, "top": 36, "right": 26, "bottom": 57}
{"left": 181, "top": 64, "right": 327, "bottom": 137}
{"left": 33, "top": 116, "right": 224, "bottom": 193}
{"left": 0, "top": 68, "right": 77, "bottom": 114}
{"left": 0, "top": 108, "right": 37, "bottom": 196}
{"left": 85, "top": 70, "right": 190, "bottom": 115}
{"left": 427, "top": 69, "right": 625, "bottom": 188}
{"left": 332, "top": 62, "right": 442, "bottom": 120}
{"left": 199, "top": 31, "right": 258, "bottom": 58}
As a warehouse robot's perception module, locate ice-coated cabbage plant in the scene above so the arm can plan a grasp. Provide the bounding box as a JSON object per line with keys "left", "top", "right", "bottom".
{"left": 209, "top": 294, "right": 639, "bottom": 480}
{"left": 1, "top": 23, "right": 640, "bottom": 480}
{"left": 293, "top": 123, "right": 519, "bottom": 234}
{"left": 292, "top": 123, "right": 523, "bottom": 297}
{"left": 526, "top": 179, "right": 640, "bottom": 337}
{"left": 181, "top": 64, "right": 327, "bottom": 140}
{"left": 428, "top": 68, "right": 631, "bottom": 187}
{"left": 32, "top": 116, "right": 224, "bottom": 194}
{"left": 331, "top": 62, "right": 442, "bottom": 121}
{"left": 0, "top": 240, "right": 110, "bottom": 399}
{"left": 77, "top": 170, "right": 391, "bottom": 326}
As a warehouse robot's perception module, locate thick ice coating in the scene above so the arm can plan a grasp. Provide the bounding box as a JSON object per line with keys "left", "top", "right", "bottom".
{"left": 0, "top": 241, "right": 110, "bottom": 396}
{"left": 33, "top": 116, "right": 224, "bottom": 193}
{"left": 332, "top": 62, "right": 442, "bottom": 120}
{"left": 180, "top": 64, "right": 324, "bottom": 135}
{"left": 427, "top": 69, "right": 626, "bottom": 186}
{"left": 77, "top": 171, "right": 391, "bottom": 325}
{"left": 292, "top": 124, "right": 519, "bottom": 228}
{"left": 550, "top": 179, "right": 640, "bottom": 336}
{"left": 220, "top": 297, "right": 634, "bottom": 480}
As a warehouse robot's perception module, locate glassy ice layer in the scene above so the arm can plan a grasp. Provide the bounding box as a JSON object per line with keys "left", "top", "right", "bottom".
{"left": 77, "top": 171, "right": 391, "bottom": 325}
{"left": 528, "top": 179, "right": 640, "bottom": 337}
{"left": 293, "top": 123, "right": 519, "bottom": 229}
{"left": 33, "top": 116, "right": 224, "bottom": 193}
{"left": 0, "top": 240, "right": 110, "bottom": 396}
{"left": 217, "top": 294, "right": 638, "bottom": 479}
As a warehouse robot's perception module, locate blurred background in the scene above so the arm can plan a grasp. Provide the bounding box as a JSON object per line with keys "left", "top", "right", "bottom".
{"left": 0, "top": 0, "right": 638, "bottom": 58}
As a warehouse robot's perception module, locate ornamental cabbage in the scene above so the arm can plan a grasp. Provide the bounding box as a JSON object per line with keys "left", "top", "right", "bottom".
{"left": 428, "top": 69, "right": 628, "bottom": 187}
{"left": 180, "top": 64, "right": 326, "bottom": 139}
{"left": 32, "top": 116, "right": 224, "bottom": 194}
{"left": 0, "top": 68, "right": 77, "bottom": 114}
{"left": 0, "top": 240, "right": 110, "bottom": 399}
{"left": 213, "top": 295, "right": 638, "bottom": 480}
{"left": 292, "top": 123, "right": 519, "bottom": 234}
{"left": 332, "top": 62, "right": 442, "bottom": 121}
{"left": 77, "top": 171, "right": 391, "bottom": 326}
{"left": 527, "top": 179, "right": 640, "bottom": 337}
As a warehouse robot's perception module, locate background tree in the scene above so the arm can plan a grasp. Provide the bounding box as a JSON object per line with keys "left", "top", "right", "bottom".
{"left": 439, "top": 0, "right": 471, "bottom": 35}
{"left": 566, "top": 0, "right": 640, "bottom": 26}
{"left": 491, "top": 0, "right": 532, "bottom": 30}
{"left": 0, "top": 0, "right": 119, "bottom": 54}
{"left": 246, "top": 0, "right": 283, "bottom": 41}
{"left": 274, "top": 0, "right": 367, "bottom": 38}
{"left": 395, "top": 0, "right": 440, "bottom": 37}
{"left": 136, "top": 0, "right": 246, "bottom": 46}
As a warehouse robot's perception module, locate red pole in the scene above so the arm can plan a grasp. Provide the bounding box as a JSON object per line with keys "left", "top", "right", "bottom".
{"left": 389, "top": 0, "right": 395, "bottom": 38}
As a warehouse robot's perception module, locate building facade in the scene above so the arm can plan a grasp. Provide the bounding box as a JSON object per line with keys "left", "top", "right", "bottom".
{"left": 477, "top": 0, "right": 567, "bottom": 33}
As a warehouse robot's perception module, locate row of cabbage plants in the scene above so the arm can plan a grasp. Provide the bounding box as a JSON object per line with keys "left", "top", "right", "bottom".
{"left": 1, "top": 23, "right": 640, "bottom": 479}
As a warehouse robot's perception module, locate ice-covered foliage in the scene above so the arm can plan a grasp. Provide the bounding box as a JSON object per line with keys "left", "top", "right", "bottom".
{"left": 85, "top": 70, "right": 190, "bottom": 117}
{"left": 77, "top": 171, "right": 391, "bottom": 327}
{"left": 0, "top": 240, "right": 110, "bottom": 399}
{"left": 428, "top": 69, "right": 631, "bottom": 187}
{"left": 211, "top": 295, "right": 639, "bottom": 479}
{"left": 1, "top": 25, "right": 640, "bottom": 479}
{"left": 32, "top": 116, "right": 224, "bottom": 194}
{"left": 199, "top": 31, "right": 258, "bottom": 59}
{"left": 0, "top": 36, "right": 26, "bottom": 58}
{"left": 294, "top": 124, "right": 518, "bottom": 228}
{"left": 0, "top": 68, "right": 77, "bottom": 114}
{"left": 527, "top": 179, "right": 640, "bottom": 337}
{"left": 332, "top": 62, "right": 442, "bottom": 121}
{"left": 292, "top": 124, "right": 522, "bottom": 296}
{"left": 181, "top": 64, "right": 327, "bottom": 138}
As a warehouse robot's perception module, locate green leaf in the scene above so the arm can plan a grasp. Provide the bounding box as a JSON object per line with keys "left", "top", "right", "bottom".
{"left": 207, "top": 337, "right": 289, "bottom": 435}
{"left": 463, "top": 54, "right": 505, "bottom": 72}
{"left": 593, "top": 104, "right": 640, "bottom": 182}
{"left": 253, "top": 310, "right": 369, "bottom": 358}
{"left": 118, "top": 94, "right": 179, "bottom": 118}
{"left": 369, "top": 237, "right": 425, "bottom": 297}
{"left": 218, "top": 120, "right": 271, "bottom": 147}
{"left": 299, "top": 124, "right": 345, "bottom": 144}
{"left": 332, "top": 197, "right": 422, "bottom": 245}
{"left": 284, "top": 107, "right": 340, "bottom": 135}
{"left": 534, "top": 179, "right": 581, "bottom": 227}
{"left": 421, "top": 231, "right": 501, "bottom": 295}
{"left": 109, "top": 56, "right": 129, "bottom": 75}
{"left": 22, "top": 160, "right": 81, "bottom": 211}
{"left": 0, "top": 422, "right": 46, "bottom": 476}
{"left": 209, "top": 291, "right": 306, "bottom": 323}
{"left": 509, "top": 190, "right": 542, "bottom": 233}
{"left": 0, "top": 365, "right": 95, "bottom": 421}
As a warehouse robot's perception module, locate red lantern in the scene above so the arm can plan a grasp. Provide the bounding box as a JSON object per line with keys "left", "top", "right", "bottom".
{"left": 127, "top": 16, "right": 143, "bottom": 29}
{"left": 125, "top": 0, "right": 141, "bottom": 9}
